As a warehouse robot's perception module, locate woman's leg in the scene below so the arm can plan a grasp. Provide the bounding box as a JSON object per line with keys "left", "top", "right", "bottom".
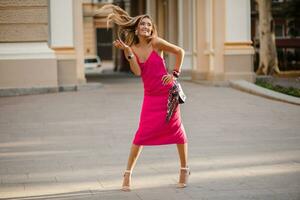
{"left": 177, "top": 143, "right": 188, "bottom": 167}
{"left": 125, "top": 144, "right": 143, "bottom": 170}
{"left": 176, "top": 143, "right": 190, "bottom": 186}
{"left": 122, "top": 144, "right": 143, "bottom": 189}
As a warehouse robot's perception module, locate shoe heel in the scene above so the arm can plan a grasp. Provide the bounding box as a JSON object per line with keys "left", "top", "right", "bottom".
{"left": 177, "top": 166, "right": 190, "bottom": 188}
{"left": 121, "top": 170, "right": 132, "bottom": 191}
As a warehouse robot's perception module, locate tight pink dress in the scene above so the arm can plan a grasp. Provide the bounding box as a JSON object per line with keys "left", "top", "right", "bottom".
{"left": 132, "top": 49, "right": 187, "bottom": 146}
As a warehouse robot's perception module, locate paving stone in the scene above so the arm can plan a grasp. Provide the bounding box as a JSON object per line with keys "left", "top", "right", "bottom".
{"left": 0, "top": 78, "right": 299, "bottom": 199}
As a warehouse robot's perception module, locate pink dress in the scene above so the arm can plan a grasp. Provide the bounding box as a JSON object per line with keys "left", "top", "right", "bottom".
{"left": 132, "top": 49, "right": 187, "bottom": 146}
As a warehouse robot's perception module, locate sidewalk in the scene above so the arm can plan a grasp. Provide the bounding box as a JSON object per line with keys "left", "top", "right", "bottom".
{"left": 0, "top": 78, "right": 300, "bottom": 200}
{"left": 229, "top": 80, "right": 300, "bottom": 106}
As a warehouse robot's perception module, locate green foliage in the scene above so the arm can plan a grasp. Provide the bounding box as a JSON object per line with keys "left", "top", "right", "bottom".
{"left": 255, "top": 79, "right": 300, "bottom": 98}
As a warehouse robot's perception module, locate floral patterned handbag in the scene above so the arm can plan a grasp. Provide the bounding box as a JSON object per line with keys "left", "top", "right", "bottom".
{"left": 166, "top": 80, "right": 186, "bottom": 122}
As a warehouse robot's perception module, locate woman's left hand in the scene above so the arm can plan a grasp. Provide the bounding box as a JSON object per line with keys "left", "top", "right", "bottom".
{"left": 161, "top": 74, "right": 175, "bottom": 85}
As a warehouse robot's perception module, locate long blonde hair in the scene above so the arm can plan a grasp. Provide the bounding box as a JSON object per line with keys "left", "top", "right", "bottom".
{"left": 95, "top": 4, "right": 157, "bottom": 46}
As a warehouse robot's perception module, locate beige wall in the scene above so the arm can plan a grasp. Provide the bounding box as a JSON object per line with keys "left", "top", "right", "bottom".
{"left": 0, "top": 0, "right": 58, "bottom": 93}
{"left": 0, "top": 58, "right": 57, "bottom": 88}
{"left": 57, "top": 59, "right": 77, "bottom": 85}
{"left": 166, "top": 0, "right": 178, "bottom": 69}
{"left": 194, "top": 0, "right": 209, "bottom": 79}
{"left": 83, "top": 3, "right": 96, "bottom": 57}
{"left": 213, "top": 0, "right": 225, "bottom": 75}
{"left": 223, "top": 45, "right": 255, "bottom": 81}
{"left": 0, "top": 0, "right": 87, "bottom": 96}
{"left": 83, "top": 17, "right": 96, "bottom": 56}
{"left": 0, "top": 0, "right": 48, "bottom": 42}
{"left": 73, "top": 0, "right": 86, "bottom": 84}
{"left": 192, "top": 0, "right": 254, "bottom": 82}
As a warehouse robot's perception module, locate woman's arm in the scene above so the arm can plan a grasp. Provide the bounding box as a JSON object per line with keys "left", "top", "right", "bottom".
{"left": 113, "top": 39, "right": 141, "bottom": 76}
{"left": 152, "top": 37, "right": 185, "bottom": 73}
{"left": 124, "top": 46, "right": 141, "bottom": 76}
{"left": 152, "top": 37, "right": 185, "bottom": 85}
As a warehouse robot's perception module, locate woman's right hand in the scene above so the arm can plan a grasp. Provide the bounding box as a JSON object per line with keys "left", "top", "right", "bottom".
{"left": 113, "top": 39, "right": 134, "bottom": 62}
{"left": 113, "top": 39, "right": 140, "bottom": 76}
{"left": 113, "top": 39, "right": 126, "bottom": 50}
{"left": 113, "top": 39, "right": 131, "bottom": 53}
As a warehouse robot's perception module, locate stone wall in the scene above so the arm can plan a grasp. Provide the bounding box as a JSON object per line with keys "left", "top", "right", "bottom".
{"left": 0, "top": 0, "right": 48, "bottom": 42}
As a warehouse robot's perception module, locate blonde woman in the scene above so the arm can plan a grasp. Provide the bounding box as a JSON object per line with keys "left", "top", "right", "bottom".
{"left": 96, "top": 5, "right": 190, "bottom": 191}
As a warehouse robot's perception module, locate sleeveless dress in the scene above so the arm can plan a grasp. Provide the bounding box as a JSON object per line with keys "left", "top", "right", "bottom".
{"left": 132, "top": 49, "right": 187, "bottom": 146}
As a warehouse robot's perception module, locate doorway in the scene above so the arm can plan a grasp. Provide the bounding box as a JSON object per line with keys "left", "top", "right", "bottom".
{"left": 96, "top": 28, "right": 113, "bottom": 60}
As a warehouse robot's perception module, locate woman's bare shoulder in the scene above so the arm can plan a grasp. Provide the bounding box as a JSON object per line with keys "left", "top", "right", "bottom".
{"left": 151, "top": 36, "right": 163, "bottom": 47}
{"left": 151, "top": 37, "right": 165, "bottom": 52}
{"left": 150, "top": 37, "right": 163, "bottom": 56}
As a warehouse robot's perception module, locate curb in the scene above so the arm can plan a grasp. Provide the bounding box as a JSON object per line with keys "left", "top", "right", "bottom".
{"left": 0, "top": 86, "right": 60, "bottom": 97}
{"left": 0, "top": 84, "right": 80, "bottom": 97}
{"left": 77, "top": 82, "right": 103, "bottom": 91}
{"left": 229, "top": 80, "right": 300, "bottom": 106}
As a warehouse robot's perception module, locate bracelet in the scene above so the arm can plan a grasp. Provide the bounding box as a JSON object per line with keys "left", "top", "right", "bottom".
{"left": 127, "top": 54, "right": 134, "bottom": 60}
{"left": 172, "top": 70, "right": 180, "bottom": 78}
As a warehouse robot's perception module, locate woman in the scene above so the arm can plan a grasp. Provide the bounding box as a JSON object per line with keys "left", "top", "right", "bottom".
{"left": 96, "top": 5, "right": 190, "bottom": 191}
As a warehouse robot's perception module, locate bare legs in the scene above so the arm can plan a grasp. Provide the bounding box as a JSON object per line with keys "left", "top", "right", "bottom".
{"left": 122, "top": 144, "right": 143, "bottom": 190}
{"left": 176, "top": 143, "right": 188, "bottom": 167}
{"left": 177, "top": 143, "right": 190, "bottom": 187}
{"left": 125, "top": 144, "right": 143, "bottom": 171}
{"left": 122, "top": 143, "right": 189, "bottom": 190}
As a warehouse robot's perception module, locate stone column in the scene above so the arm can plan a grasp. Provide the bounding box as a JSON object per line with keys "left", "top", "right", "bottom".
{"left": 208, "top": 0, "right": 225, "bottom": 81}
{"left": 192, "top": 0, "right": 209, "bottom": 80}
{"left": 223, "top": 0, "right": 255, "bottom": 82}
{"left": 166, "top": 0, "right": 178, "bottom": 70}
{"left": 192, "top": 0, "right": 255, "bottom": 83}
{"left": 73, "top": 0, "right": 86, "bottom": 84}
{"left": 174, "top": 0, "right": 197, "bottom": 75}
{"left": 49, "top": 0, "right": 83, "bottom": 90}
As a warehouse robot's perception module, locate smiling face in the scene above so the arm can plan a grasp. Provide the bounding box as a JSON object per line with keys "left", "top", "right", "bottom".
{"left": 136, "top": 17, "right": 153, "bottom": 37}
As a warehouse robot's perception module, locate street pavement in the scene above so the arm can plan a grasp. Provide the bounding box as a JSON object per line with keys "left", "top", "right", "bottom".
{"left": 0, "top": 77, "right": 300, "bottom": 200}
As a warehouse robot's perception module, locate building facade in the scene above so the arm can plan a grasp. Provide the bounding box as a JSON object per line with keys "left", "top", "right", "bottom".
{"left": 0, "top": 0, "right": 85, "bottom": 96}
{"left": 84, "top": 0, "right": 255, "bottom": 82}
{"left": 0, "top": 0, "right": 254, "bottom": 96}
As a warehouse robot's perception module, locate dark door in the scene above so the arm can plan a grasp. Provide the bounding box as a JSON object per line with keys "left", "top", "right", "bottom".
{"left": 97, "top": 28, "right": 112, "bottom": 60}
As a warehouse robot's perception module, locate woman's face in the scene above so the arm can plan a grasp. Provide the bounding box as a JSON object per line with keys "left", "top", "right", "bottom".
{"left": 137, "top": 17, "right": 153, "bottom": 37}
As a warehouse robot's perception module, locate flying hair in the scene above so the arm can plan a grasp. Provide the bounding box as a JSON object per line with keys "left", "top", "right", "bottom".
{"left": 95, "top": 4, "right": 157, "bottom": 46}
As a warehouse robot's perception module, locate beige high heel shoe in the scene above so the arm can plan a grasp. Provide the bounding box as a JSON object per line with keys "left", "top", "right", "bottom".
{"left": 177, "top": 166, "right": 191, "bottom": 188}
{"left": 121, "top": 169, "right": 132, "bottom": 191}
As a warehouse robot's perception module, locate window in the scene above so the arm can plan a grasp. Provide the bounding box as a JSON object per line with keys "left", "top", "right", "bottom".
{"left": 275, "top": 24, "right": 285, "bottom": 38}
{"left": 85, "top": 58, "right": 98, "bottom": 63}
{"left": 94, "top": 0, "right": 113, "bottom": 3}
{"left": 272, "top": 0, "right": 284, "bottom": 3}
